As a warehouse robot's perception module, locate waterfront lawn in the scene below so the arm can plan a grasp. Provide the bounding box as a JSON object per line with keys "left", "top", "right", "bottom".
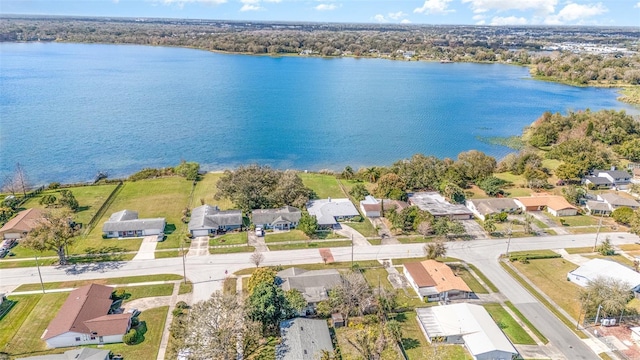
{"left": 347, "top": 219, "right": 378, "bottom": 237}
{"left": 298, "top": 172, "right": 346, "bottom": 199}
{"left": 99, "top": 306, "right": 168, "bottom": 359}
{"left": 511, "top": 258, "right": 582, "bottom": 319}
{"left": 77, "top": 178, "right": 193, "bottom": 253}
{"left": 482, "top": 303, "right": 536, "bottom": 345}
{"left": 1, "top": 293, "right": 68, "bottom": 356}
{"left": 340, "top": 179, "right": 376, "bottom": 194}
{"left": 192, "top": 172, "right": 236, "bottom": 210}
{"left": 210, "top": 232, "right": 248, "bottom": 246}
{"left": 264, "top": 230, "right": 309, "bottom": 243}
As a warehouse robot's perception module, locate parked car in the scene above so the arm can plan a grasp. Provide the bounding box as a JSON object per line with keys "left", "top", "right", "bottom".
{"left": 255, "top": 227, "right": 264, "bottom": 237}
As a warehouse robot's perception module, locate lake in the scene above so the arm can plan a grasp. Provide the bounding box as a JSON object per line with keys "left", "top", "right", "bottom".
{"left": 0, "top": 42, "right": 637, "bottom": 184}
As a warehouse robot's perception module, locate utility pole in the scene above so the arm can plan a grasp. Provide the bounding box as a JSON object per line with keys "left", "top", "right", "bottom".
{"left": 351, "top": 234, "right": 354, "bottom": 268}
{"left": 505, "top": 223, "right": 513, "bottom": 258}
{"left": 35, "top": 255, "right": 45, "bottom": 294}
{"left": 180, "top": 239, "right": 187, "bottom": 284}
{"left": 593, "top": 212, "right": 604, "bottom": 252}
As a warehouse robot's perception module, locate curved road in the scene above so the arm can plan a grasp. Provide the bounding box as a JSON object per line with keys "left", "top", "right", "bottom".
{"left": 2, "top": 232, "right": 639, "bottom": 359}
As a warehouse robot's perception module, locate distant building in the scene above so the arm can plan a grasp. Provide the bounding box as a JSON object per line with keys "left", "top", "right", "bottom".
{"left": 252, "top": 206, "right": 301, "bottom": 230}
{"left": 583, "top": 169, "right": 632, "bottom": 190}
{"left": 403, "top": 260, "right": 472, "bottom": 302}
{"left": 188, "top": 205, "right": 243, "bottom": 237}
{"left": 43, "top": 284, "right": 131, "bottom": 348}
{"left": 408, "top": 192, "right": 473, "bottom": 220}
{"left": 276, "top": 318, "right": 333, "bottom": 360}
{"left": 465, "top": 198, "right": 520, "bottom": 221}
{"left": 416, "top": 304, "right": 518, "bottom": 360}
{"left": 101, "top": 210, "right": 165, "bottom": 238}
{"left": 306, "top": 198, "right": 359, "bottom": 228}
{"left": 0, "top": 208, "right": 44, "bottom": 240}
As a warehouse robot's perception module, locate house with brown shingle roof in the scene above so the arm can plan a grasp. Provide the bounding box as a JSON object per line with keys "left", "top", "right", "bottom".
{"left": 0, "top": 208, "right": 43, "bottom": 240}
{"left": 403, "top": 260, "right": 472, "bottom": 302}
{"left": 514, "top": 196, "right": 578, "bottom": 217}
{"left": 42, "top": 284, "right": 131, "bottom": 348}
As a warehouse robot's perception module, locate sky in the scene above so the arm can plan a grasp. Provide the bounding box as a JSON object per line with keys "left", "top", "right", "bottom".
{"left": 1, "top": 0, "right": 639, "bottom": 26}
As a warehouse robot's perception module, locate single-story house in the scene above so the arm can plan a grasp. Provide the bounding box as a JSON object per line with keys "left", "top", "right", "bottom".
{"left": 276, "top": 318, "right": 334, "bottom": 360}
{"left": 408, "top": 192, "right": 473, "bottom": 220}
{"left": 359, "top": 195, "right": 409, "bottom": 218}
{"left": 101, "top": 210, "right": 165, "bottom": 238}
{"left": 0, "top": 208, "right": 43, "bottom": 240}
{"left": 514, "top": 196, "right": 578, "bottom": 217}
{"left": 416, "top": 304, "right": 518, "bottom": 360}
{"left": 633, "top": 168, "right": 640, "bottom": 180}
{"left": 252, "top": 206, "right": 302, "bottom": 230}
{"left": 43, "top": 284, "right": 131, "bottom": 348}
{"left": 597, "top": 193, "right": 640, "bottom": 210}
{"left": 188, "top": 205, "right": 243, "bottom": 237}
{"left": 16, "top": 348, "right": 111, "bottom": 360}
{"left": 585, "top": 200, "right": 612, "bottom": 216}
{"left": 306, "top": 198, "right": 360, "bottom": 228}
{"left": 583, "top": 176, "right": 614, "bottom": 189}
{"left": 277, "top": 267, "right": 342, "bottom": 313}
{"left": 465, "top": 198, "right": 520, "bottom": 221}
{"left": 568, "top": 258, "right": 640, "bottom": 295}
{"left": 584, "top": 169, "right": 632, "bottom": 190}
{"left": 403, "top": 260, "right": 472, "bottom": 302}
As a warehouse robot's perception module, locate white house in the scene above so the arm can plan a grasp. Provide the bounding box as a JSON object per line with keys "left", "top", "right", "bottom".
{"left": 101, "top": 210, "right": 165, "bottom": 238}
{"left": 306, "top": 198, "right": 360, "bottom": 228}
{"left": 408, "top": 192, "right": 473, "bottom": 220}
{"left": 584, "top": 169, "right": 632, "bottom": 190}
{"left": 416, "top": 303, "right": 518, "bottom": 360}
{"left": 188, "top": 205, "right": 243, "bottom": 237}
{"left": 597, "top": 193, "right": 640, "bottom": 210}
{"left": 568, "top": 258, "right": 640, "bottom": 294}
{"left": 465, "top": 198, "right": 520, "bottom": 221}
{"left": 43, "top": 284, "right": 131, "bottom": 348}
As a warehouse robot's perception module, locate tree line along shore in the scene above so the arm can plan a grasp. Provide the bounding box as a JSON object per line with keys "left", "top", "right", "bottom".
{"left": 0, "top": 16, "right": 639, "bottom": 104}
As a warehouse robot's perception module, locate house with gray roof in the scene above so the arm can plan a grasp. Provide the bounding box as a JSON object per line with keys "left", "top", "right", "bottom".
{"left": 188, "top": 205, "right": 243, "bottom": 237}
{"left": 584, "top": 169, "right": 632, "bottom": 190}
{"left": 585, "top": 200, "right": 612, "bottom": 216}
{"left": 277, "top": 267, "right": 342, "bottom": 312}
{"left": 598, "top": 193, "right": 640, "bottom": 210}
{"left": 465, "top": 198, "right": 520, "bottom": 221}
{"left": 276, "top": 318, "right": 334, "bottom": 360}
{"left": 252, "top": 206, "right": 301, "bottom": 230}
{"left": 306, "top": 198, "right": 359, "bottom": 228}
{"left": 408, "top": 192, "right": 473, "bottom": 220}
{"left": 102, "top": 210, "right": 165, "bottom": 238}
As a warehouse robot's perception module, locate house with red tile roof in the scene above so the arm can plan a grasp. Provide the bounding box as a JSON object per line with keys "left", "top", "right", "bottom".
{"left": 403, "top": 260, "right": 472, "bottom": 302}
{"left": 0, "top": 208, "right": 43, "bottom": 240}
{"left": 514, "top": 196, "right": 578, "bottom": 217}
{"left": 42, "top": 284, "right": 131, "bottom": 348}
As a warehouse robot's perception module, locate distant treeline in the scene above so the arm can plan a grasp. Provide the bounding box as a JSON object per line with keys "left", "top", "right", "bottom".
{"left": 1, "top": 16, "right": 639, "bottom": 90}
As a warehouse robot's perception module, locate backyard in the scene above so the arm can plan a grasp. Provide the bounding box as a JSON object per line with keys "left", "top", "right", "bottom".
{"left": 298, "top": 172, "right": 347, "bottom": 199}
{"left": 191, "top": 172, "right": 236, "bottom": 210}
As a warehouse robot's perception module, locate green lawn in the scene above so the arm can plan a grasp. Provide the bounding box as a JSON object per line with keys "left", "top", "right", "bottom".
{"left": 234, "top": 260, "right": 384, "bottom": 276}
{"left": 99, "top": 306, "right": 168, "bottom": 359}
{"left": 340, "top": 179, "right": 375, "bottom": 194}
{"left": 298, "top": 172, "right": 346, "bottom": 199}
{"left": 210, "top": 245, "right": 255, "bottom": 254}
{"left": 14, "top": 274, "right": 182, "bottom": 292}
{"left": 542, "top": 159, "right": 562, "bottom": 171}
{"left": 620, "top": 244, "right": 640, "bottom": 251}
{"left": 268, "top": 240, "right": 352, "bottom": 251}
{"left": 504, "top": 301, "right": 548, "bottom": 344}
{"left": 552, "top": 215, "right": 600, "bottom": 227}
{"left": 396, "top": 236, "right": 430, "bottom": 244}
{"left": 1, "top": 293, "right": 68, "bottom": 357}
{"left": 191, "top": 172, "right": 235, "bottom": 210}
{"left": 447, "top": 264, "right": 488, "bottom": 294}
{"left": 564, "top": 247, "right": 595, "bottom": 254}
{"left": 112, "top": 284, "right": 175, "bottom": 302}
{"left": 210, "top": 232, "right": 248, "bottom": 246}
{"left": 264, "top": 229, "right": 309, "bottom": 243}
{"left": 482, "top": 303, "right": 536, "bottom": 345}
{"left": 178, "top": 281, "right": 193, "bottom": 295}
{"left": 585, "top": 254, "right": 635, "bottom": 267}
{"left": 347, "top": 219, "right": 378, "bottom": 237}
{"left": 155, "top": 250, "right": 183, "bottom": 258}
{"left": 362, "top": 267, "right": 394, "bottom": 291}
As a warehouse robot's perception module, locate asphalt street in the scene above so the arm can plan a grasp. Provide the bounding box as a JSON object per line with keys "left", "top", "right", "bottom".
{"left": 2, "top": 231, "right": 639, "bottom": 359}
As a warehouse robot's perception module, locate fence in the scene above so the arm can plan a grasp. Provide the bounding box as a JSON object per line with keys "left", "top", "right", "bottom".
{"left": 83, "top": 181, "right": 124, "bottom": 235}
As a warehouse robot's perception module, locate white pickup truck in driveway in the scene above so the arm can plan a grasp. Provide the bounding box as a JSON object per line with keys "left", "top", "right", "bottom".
{"left": 255, "top": 227, "right": 264, "bottom": 237}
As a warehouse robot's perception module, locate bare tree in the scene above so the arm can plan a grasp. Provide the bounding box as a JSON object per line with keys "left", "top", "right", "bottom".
{"left": 14, "top": 163, "right": 29, "bottom": 197}
{"left": 335, "top": 270, "right": 374, "bottom": 318}
{"left": 417, "top": 221, "right": 433, "bottom": 237}
{"left": 250, "top": 250, "right": 264, "bottom": 268}
{"left": 2, "top": 175, "right": 18, "bottom": 196}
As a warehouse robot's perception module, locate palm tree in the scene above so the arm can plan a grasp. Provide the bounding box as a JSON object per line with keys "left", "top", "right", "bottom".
{"left": 424, "top": 239, "right": 446, "bottom": 260}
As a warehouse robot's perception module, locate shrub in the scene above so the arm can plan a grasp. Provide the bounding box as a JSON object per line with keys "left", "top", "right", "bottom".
{"left": 48, "top": 182, "right": 61, "bottom": 190}
{"left": 123, "top": 329, "right": 138, "bottom": 345}
{"left": 172, "top": 308, "right": 184, "bottom": 317}
{"left": 112, "top": 289, "right": 127, "bottom": 300}
{"left": 130, "top": 317, "right": 140, "bottom": 327}
{"left": 351, "top": 215, "right": 363, "bottom": 222}
{"left": 176, "top": 301, "right": 189, "bottom": 309}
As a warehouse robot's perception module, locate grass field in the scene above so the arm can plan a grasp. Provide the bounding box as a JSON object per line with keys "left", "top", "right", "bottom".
{"left": 551, "top": 215, "right": 600, "bottom": 227}
{"left": 585, "top": 254, "right": 635, "bottom": 267}
{"left": 298, "top": 172, "right": 346, "bottom": 199}
{"left": 482, "top": 303, "right": 536, "bottom": 345}
{"left": 264, "top": 230, "right": 309, "bottom": 243}
{"left": 1, "top": 293, "right": 68, "bottom": 357}
{"left": 114, "top": 284, "right": 175, "bottom": 302}
{"left": 335, "top": 321, "right": 402, "bottom": 360}
{"left": 100, "top": 306, "right": 168, "bottom": 359}
{"left": 14, "top": 274, "right": 182, "bottom": 292}
{"left": 448, "top": 264, "right": 488, "bottom": 294}
{"left": 511, "top": 258, "right": 582, "bottom": 319}
{"left": 347, "top": 219, "right": 378, "bottom": 237}
{"left": 267, "top": 240, "right": 352, "bottom": 251}
{"left": 191, "top": 172, "right": 235, "bottom": 210}
{"left": 619, "top": 244, "right": 640, "bottom": 251}
{"left": 564, "top": 247, "right": 595, "bottom": 254}
{"left": 210, "top": 232, "right": 248, "bottom": 246}
{"left": 210, "top": 245, "right": 255, "bottom": 254}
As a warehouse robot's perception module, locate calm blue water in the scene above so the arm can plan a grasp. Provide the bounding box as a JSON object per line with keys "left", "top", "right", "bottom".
{"left": 1, "top": 42, "right": 637, "bottom": 184}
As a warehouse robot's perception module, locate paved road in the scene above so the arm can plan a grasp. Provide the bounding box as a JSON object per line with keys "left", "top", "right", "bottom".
{"left": 2, "top": 232, "right": 639, "bottom": 359}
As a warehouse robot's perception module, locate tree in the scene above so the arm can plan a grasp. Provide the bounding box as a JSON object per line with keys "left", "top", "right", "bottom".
{"left": 454, "top": 150, "right": 496, "bottom": 182}
{"left": 374, "top": 173, "right": 406, "bottom": 200}
{"left": 578, "top": 277, "right": 633, "bottom": 319}
{"left": 341, "top": 166, "right": 355, "bottom": 180}
{"left": 477, "top": 176, "right": 507, "bottom": 197}
{"left": 424, "top": 240, "right": 446, "bottom": 260}
{"left": 349, "top": 183, "right": 370, "bottom": 202}
{"left": 22, "top": 210, "right": 78, "bottom": 265}
{"left": 360, "top": 167, "right": 381, "bottom": 183}
{"left": 388, "top": 206, "right": 428, "bottom": 233}
{"left": 442, "top": 182, "right": 465, "bottom": 204}
{"left": 250, "top": 250, "right": 264, "bottom": 268}
{"left": 416, "top": 221, "right": 433, "bottom": 237}
{"left": 245, "top": 281, "right": 295, "bottom": 335}
{"left": 483, "top": 218, "right": 496, "bottom": 234}
{"left": 58, "top": 190, "right": 79, "bottom": 211}
{"left": 246, "top": 267, "right": 277, "bottom": 295}
{"left": 39, "top": 194, "right": 57, "bottom": 207}
{"left": 8, "top": 163, "right": 30, "bottom": 197}
{"left": 298, "top": 212, "right": 318, "bottom": 237}
{"left": 332, "top": 270, "right": 374, "bottom": 319}
{"left": 269, "top": 170, "right": 314, "bottom": 209}
{"left": 612, "top": 207, "right": 634, "bottom": 225}
{"left": 597, "top": 236, "right": 615, "bottom": 256}
{"left": 562, "top": 185, "right": 586, "bottom": 206}
{"left": 523, "top": 213, "right": 534, "bottom": 234}
{"left": 631, "top": 209, "right": 640, "bottom": 235}
{"left": 386, "top": 319, "right": 403, "bottom": 343}
{"left": 174, "top": 160, "right": 200, "bottom": 180}
{"left": 555, "top": 162, "right": 584, "bottom": 181}
{"left": 284, "top": 289, "right": 307, "bottom": 315}
{"left": 614, "top": 139, "right": 640, "bottom": 162}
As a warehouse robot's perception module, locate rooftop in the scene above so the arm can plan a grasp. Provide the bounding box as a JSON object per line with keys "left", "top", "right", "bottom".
{"left": 466, "top": 198, "right": 519, "bottom": 215}
{"left": 306, "top": 198, "right": 359, "bottom": 226}
{"left": 102, "top": 209, "right": 165, "bottom": 232}
{"left": 0, "top": 208, "right": 44, "bottom": 235}
{"left": 189, "top": 204, "right": 243, "bottom": 231}
{"left": 405, "top": 260, "right": 471, "bottom": 294}
{"left": 252, "top": 206, "right": 301, "bottom": 225}
{"left": 515, "top": 196, "right": 577, "bottom": 211}
{"left": 408, "top": 192, "right": 472, "bottom": 216}
{"left": 277, "top": 268, "right": 342, "bottom": 303}
{"left": 569, "top": 258, "right": 640, "bottom": 290}
{"left": 598, "top": 193, "right": 640, "bottom": 208}
{"left": 276, "top": 318, "right": 333, "bottom": 360}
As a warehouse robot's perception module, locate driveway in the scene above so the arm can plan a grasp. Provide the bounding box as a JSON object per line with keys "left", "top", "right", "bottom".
{"left": 187, "top": 236, "right": 209, "bottom": 256}
{"left": 370, "top": 217, "right": 400, "bottom": 245}
{"left": 247, "top": 231, "right": 268, "bottom": 252}
{"left": 132, "top": 236, "right": 159, "bottom": 261}
{"left": 335, "top": 224, "right": 370, "bottom": 246}
{"left": 530, "top": 211, "right": 570, "bottom": 235}
{"left": 461, "top": 219, "right": 487, "bottom": 239}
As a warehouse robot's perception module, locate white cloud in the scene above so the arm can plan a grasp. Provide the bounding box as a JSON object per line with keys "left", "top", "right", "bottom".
{"left": 373, "top": 14, "right": 387, "bottom": 22}
{"left": 472, "top": 14, "right": 485, "bottom": 21}
{"left": 113, "top": 0, "right": 120, "bottom": 3}
{"left": 401, "top": 19, "right": 412, "bottom": 24}
{"left": 315, "top": 3, "right": 338, "bottom": 11}
{"left": 490, "top": 16, "right": 528, "bottom": 25}
{"left": 388, "top": 11, "right": 407, "bottom": 20}
{"left": 414, "top": 0, "right": 454, "bottom": 14}
{"left": 476, "top": 19, "right": 486, "bottom": 25}
{"left": 161, "top": 0, "right": 227, "bottom": 6}
{"left": 240, "top": 3, "right": 262, "bottom": 11}
{"left": 462, "top": 0, "right": 557, "bottom": 14}
{"left": 241, "top": 0, "right": 260, "bottom": 3}
{"left": 635, "top": 2, "right": 640, "bottom": 8}
{"left": 544, "top": 2, "right": 607, "bottom": 24}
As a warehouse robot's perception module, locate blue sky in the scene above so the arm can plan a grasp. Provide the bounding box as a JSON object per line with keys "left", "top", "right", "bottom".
{"left": 2, "top": 0, "right": 639, "bottom": 26}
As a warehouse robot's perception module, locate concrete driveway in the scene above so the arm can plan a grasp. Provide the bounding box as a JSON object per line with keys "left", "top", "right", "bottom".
{"left": 247, "top": 231, "right": 268, "bottom": 252}
{"left": 187, "top": 236, "right": 209, "bottom": 256}
{"left": 335, "top": 223, "right": 370, "bottom": 246}
{"left": 370, "top": 217, "right": 399, "bottom": 245}
{"left": 461, "top": 219, "right": 487, "bottom": 239}
{"left": 530, "top": 211, "right": 570, "bottom": 235}
{"left": 132, "top": 236, "right": 159, "bottom": 261}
